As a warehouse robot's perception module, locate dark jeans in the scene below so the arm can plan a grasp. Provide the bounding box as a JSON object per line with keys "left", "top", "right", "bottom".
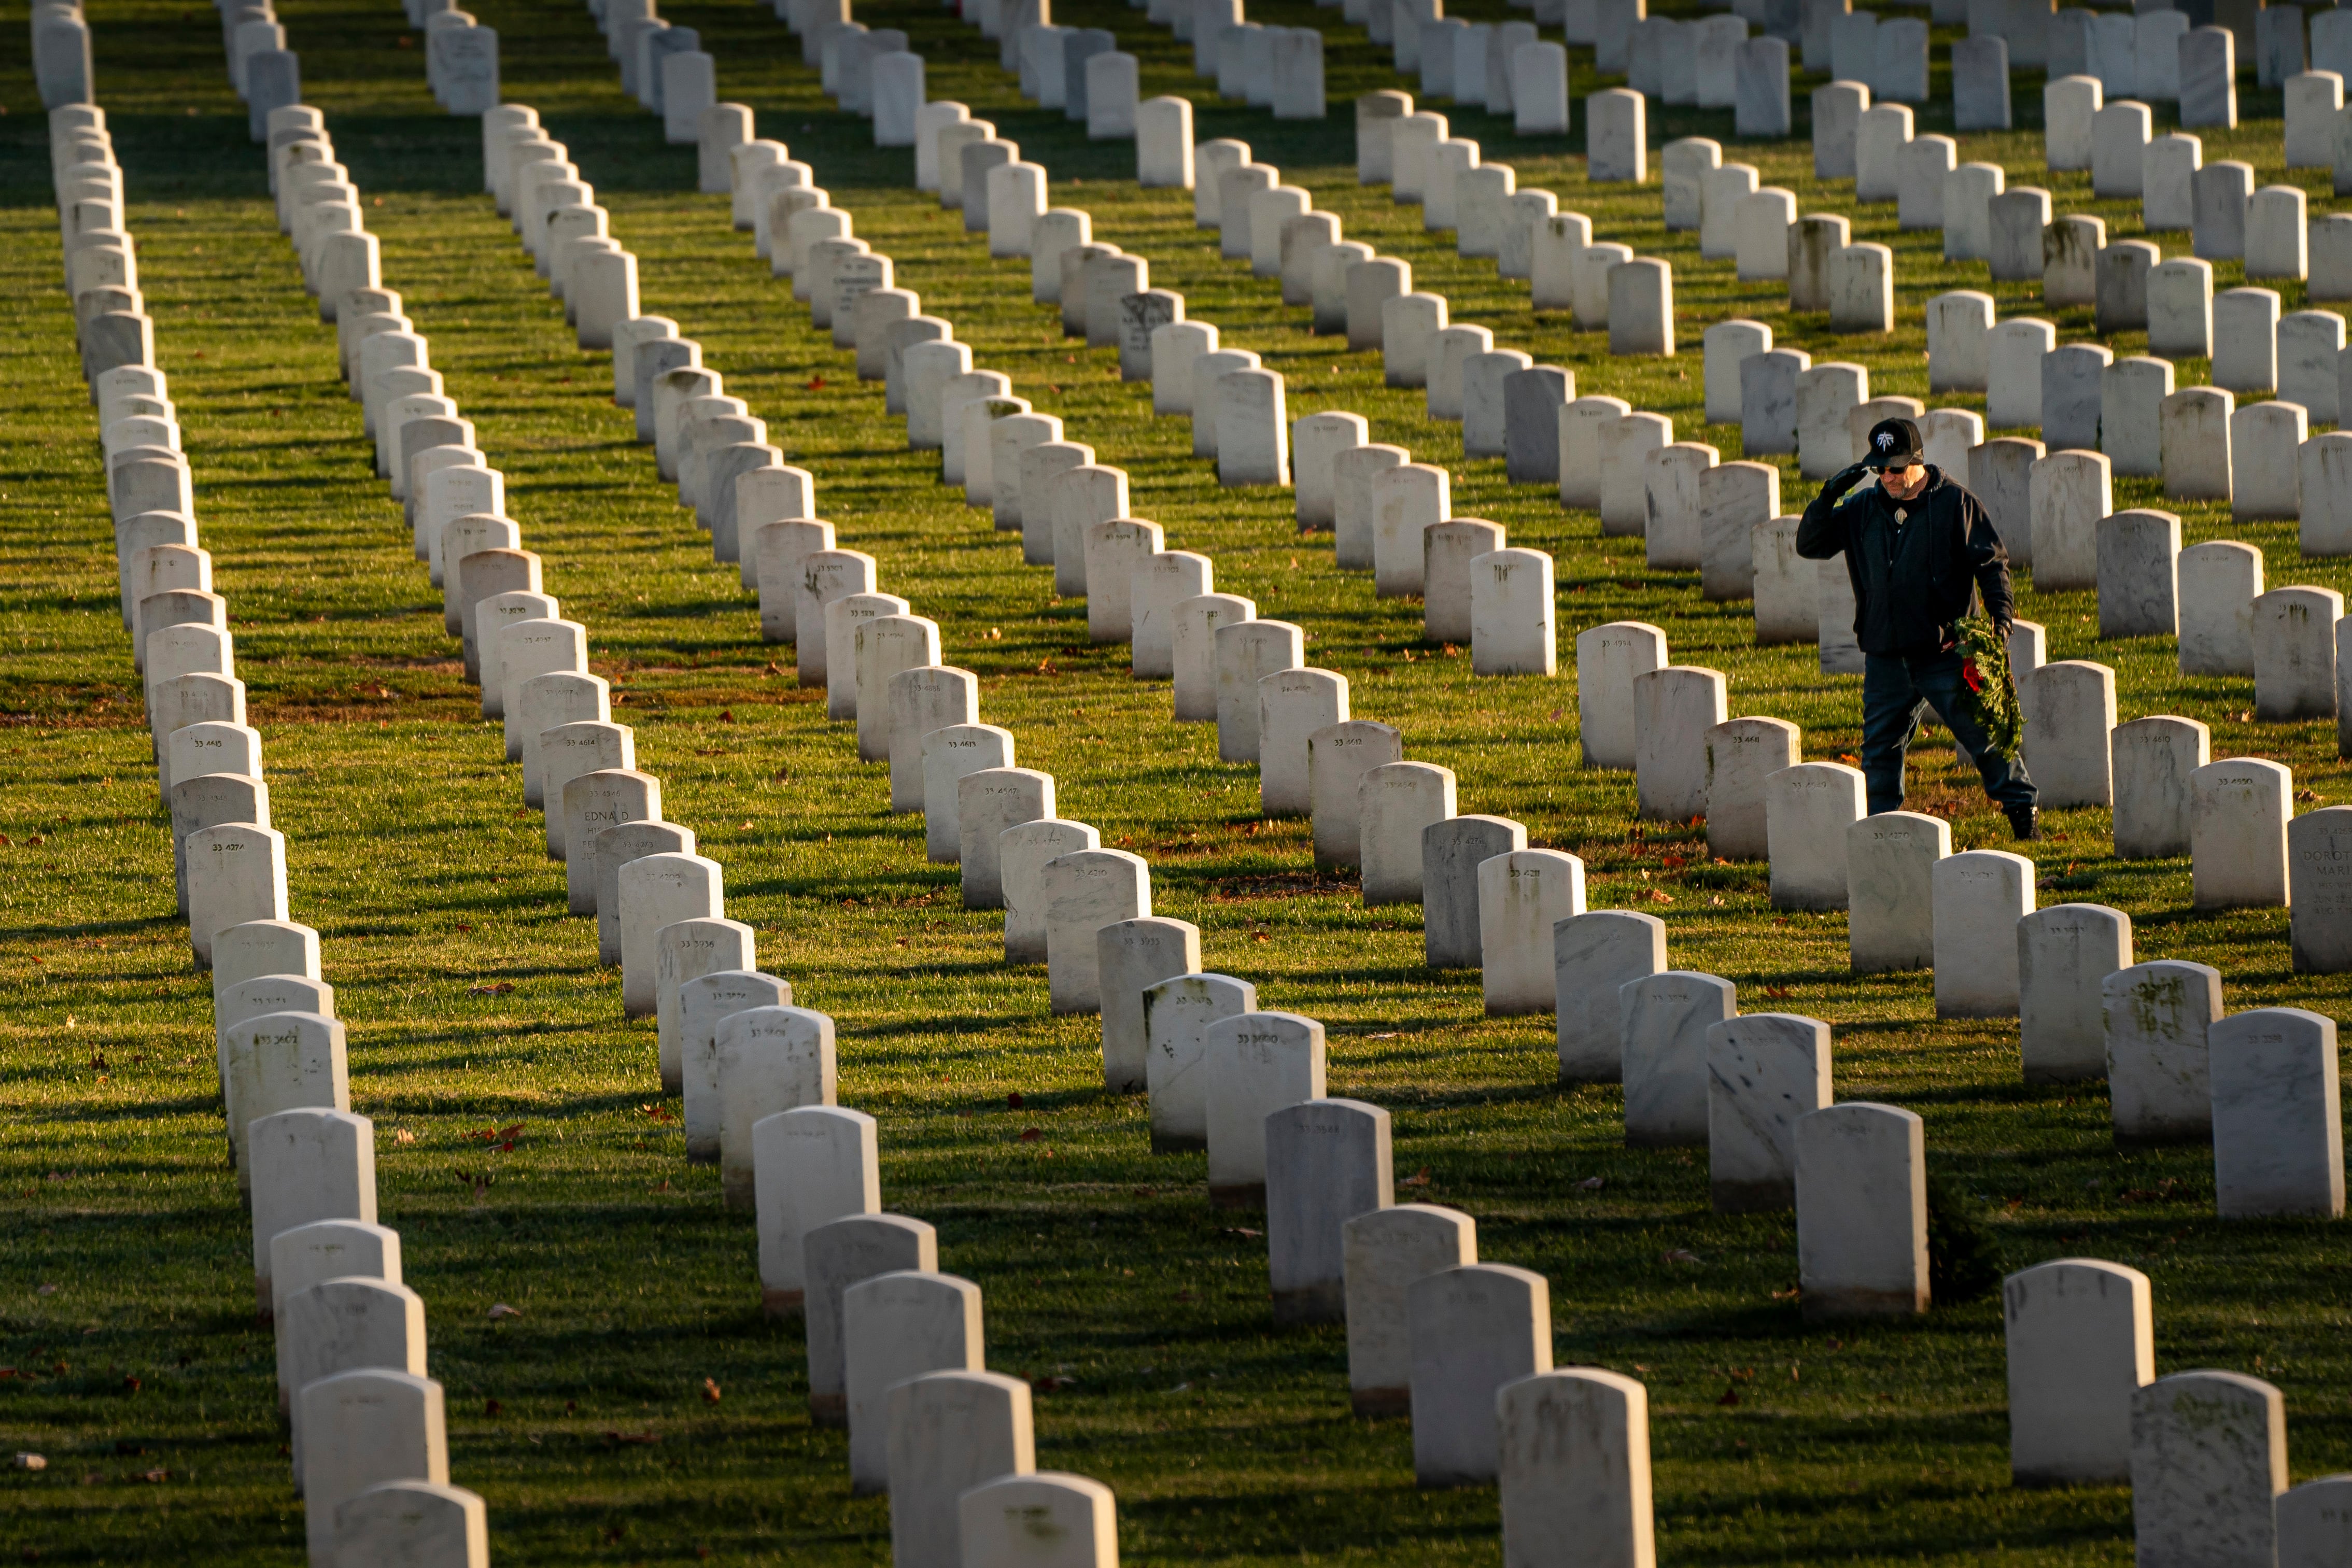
{"left": 1861, "top": 650, "right": 2038, "bottom": 816}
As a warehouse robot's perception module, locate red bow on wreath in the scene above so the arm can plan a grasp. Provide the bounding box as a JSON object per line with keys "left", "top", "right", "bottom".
{"left": 1961, "top": 656, "right": 1984, "bottom": 694}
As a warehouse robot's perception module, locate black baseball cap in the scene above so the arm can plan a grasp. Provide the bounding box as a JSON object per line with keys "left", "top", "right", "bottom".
{"left": 1863, "top": 417, "right": 1923, "bottom": 470}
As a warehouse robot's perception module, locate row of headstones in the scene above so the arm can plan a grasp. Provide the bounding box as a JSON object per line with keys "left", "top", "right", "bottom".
{"left": 1339, "top": 101, "right": 2278, "bottom": 713}
{"left": 402, "top": 0, "right": 504, "bottom": 115}
{"left": 680, "top": 79, "right": 1684, "bottom": 1173}
{"left": 495, "top": 75, "right": 1376, "bottom": 1552}
{"left": 1888, "top": 76, "right": 2333, "bottom": 291}
{"left": 582, "top": 0, "right": 725, "bottom": 140}
{"left": 265, "top": 96, "right": 712, "bottom": 1565}
{"left": 302, "top": 87, "right": 1119, "bottom": 1556}
{"left": 429, "top": 114, "right": 1125, "bottom": 1539}
{"left": 1416, "top": 722, "right": 2348, "bottom": 1197}
{"left": 707, "top": 65, "right": 1586, "bottom": 728}
{"left": 1120, "top": 1007, "right": 2327, "bottom": 1563}
{"left": 515, "top": 49, "right": 2314, "bottom": 1561}
{"left": 974, "top": 0, "right": 1323, "bottom": 124}
{"left": 1183, "top": 0, "right": 1574, "bottom": 129}
{"left": 56, "top": 97, "right": 489, "bottom": 1568}
{"left": 676, "top": 94, "right": 1588, "bottom": 1089}
{"left": 1913, "top": 274, "right": 2344, "bottom": 443}
{"left": 865, "top": 69, "right": 2340, "bottom": 959}
{"left": 1588, "top": 620, "right": 2352, "bottom": 957}
{"left": 795, "top": 49, "right": 2348, "bottom": 881}
{"left": 1533, "top": 850, "right": 2346, "bottom": 1183}
{"left": 2006, "top": 1258, "right": 2352, "bottom": 1565}
{"left": 491, "top": 89, "right": 1372, "bottom": 1188}
{"left": 699, "top": 28, "right": 2326, "bottom": 1089}
{"left": 207, "top": 0, "right": 304, "bottom": 137}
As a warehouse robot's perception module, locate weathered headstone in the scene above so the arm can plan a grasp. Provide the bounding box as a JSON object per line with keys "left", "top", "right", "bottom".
{"left": 1000, "top": 818, "right": 1101, "bottom": 962}
{"left": 959, "top": 1474, "right": 1118, "bottom": 1568}
{"left": 1140, "top": 971, "right": 1256, "bottom": 1152}
{"left": 1265, "top": 1099, "right": 1393, "bottom": 1324}
{"left": 1632, "top": 666, "right": 1727, "bottom": 820}
{"left": 1553, "top": 910, "right": 1664, "bottom": 1083}
{"left": 299, "top": 1371, "right": 447, "bottom": 1566}
{"left": 2251, "top": 586, "right": 2341, "bottom": 716}
{"left": 248, "top": 1108, "right": 376, "bottom": 1309}
{"left": 1203, "top": 1011, "right": 1327, "bottom": 1205}
{"left": 1342, "top": 1204, "right": 1475, "bottom": 1415}
{"left": 804, "top": 1213, "right": 937, "bottom": 1426}
{"left": 618, "top": 851, "right": 724, "bottom": 1020}
{"left": 1706, "top": 1012, "right": 1832, "bottom": 1211}
{"left": 1794, "top": 1102, "right": 1928, "bottom": 1319}
{"left": 1478, "top": 849, "right": 1586, "bottom": 1015}
{"left": 753, "top": 1105, "right": 878, "bottom": 1313}
{"left": 1407, "top": 1265, "right": 1553, "bottom": 1485}
{"left": 2131, "top": 1371, "right": 2289, "bottom": 1564}
{"left": 2210, "top": 1007, "right": 2344, "bottom": 1217}
{"left": 1847, "top": 810, "right": 1950, "bottom": 972}
{"left": 1620, "top": 969, "right": 1736, "bottom": 1146}
{"left": 885, "top": 1371, "right": 1035, "bottom": 1568}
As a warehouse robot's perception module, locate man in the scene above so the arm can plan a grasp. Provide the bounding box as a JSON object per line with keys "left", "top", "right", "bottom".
{"left": 1796, "top": 416, "right": 2040, "bottom": 839}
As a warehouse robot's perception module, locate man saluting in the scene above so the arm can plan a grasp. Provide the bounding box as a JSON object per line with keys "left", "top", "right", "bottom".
{"left": 1796, "top": 417, "right": 2041, "bottom": 841}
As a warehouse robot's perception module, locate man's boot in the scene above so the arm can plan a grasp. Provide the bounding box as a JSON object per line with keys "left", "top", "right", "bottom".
{"left": 2006, "top": 804, "right": 2037, "bottom": 841}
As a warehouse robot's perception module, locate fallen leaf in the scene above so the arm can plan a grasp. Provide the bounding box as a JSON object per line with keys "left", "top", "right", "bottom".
{"left": 488, "top": 1303, "right": 522, "bottom": 1320}
{"left": 1017, "top": 1127, "right": 1044, "bottom": 1142}
{"left": 1031, "top": 1375, "right": 1078, "bottom": 1392}
{"left": 1717, "top": 1386, "right": 1741, "bottom": 1406}
{"left": 12, "top": 1454, "right": 45, "bottom": 1471}
{"left": 138, "top": 1467, "right": 166, "bottom": 1482}
{"left": 1578, "top": 1176, "right": 1605, "bottom": 1191}
{"left": 466, "top": 982, "right": 515, "bottom": 996}
{"left": 393, "top": 1128, "right": 417, "bottom": 1146}
{"left": 702, "top": 1378, "right": 722, "bottom": 1404}
{"left": 604, "top": 1430, "right": 661, "bottom": 1445}
{"left": 1762, "top": 984, "right": 1793, "bottom": 1000}
{"left": 1401, "top": 1166, "right": 1432, "bottom": 1187}
{"left": 1662, "top": 1249, "right": 1702, "bottom": 1265}
{"left": 484, "top": 1398, "right": 503, "bottom": 1416}
{"left": 1771, "top": 1287, "right": 1801, "bottom": 1302}
{"left": 807, "top": 376, "right": 825, "bottom": 390}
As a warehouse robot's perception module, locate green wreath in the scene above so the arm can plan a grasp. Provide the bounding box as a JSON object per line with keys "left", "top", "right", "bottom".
{"left": 1951, "top": 613, "right": 2023, "bottom": 761}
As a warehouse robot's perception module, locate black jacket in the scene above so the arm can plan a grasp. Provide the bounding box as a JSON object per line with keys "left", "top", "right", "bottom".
{"left": 1794, "top": 463, "right": 2015, "bottom": 657}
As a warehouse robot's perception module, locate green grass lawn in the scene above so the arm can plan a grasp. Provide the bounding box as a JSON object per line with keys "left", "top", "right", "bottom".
{"left": 4, "top": 0, "right": 2351, "bottom": 1560}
